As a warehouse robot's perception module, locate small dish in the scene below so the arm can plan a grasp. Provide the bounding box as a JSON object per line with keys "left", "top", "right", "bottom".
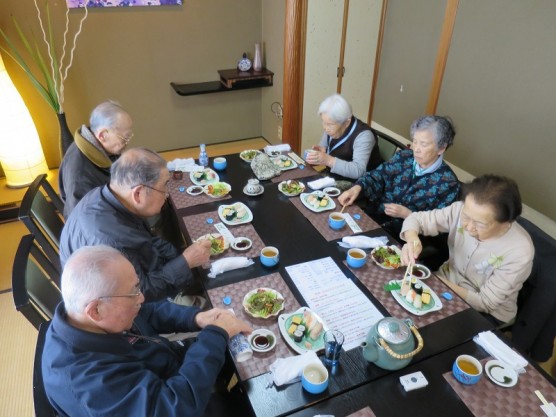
{"left": 323, "top": 187, "right": 341, "bottom": 197}
{"left": 186, "top": 185, "right": 204, "bottom": 196}
{"left": 370, "top": 246, "right": 402, "bottom": 269}
{"left": 243, "top": 185, "right": 264, "bottom": 196}
{"left": 203, "top": 182, "right": 231, "bottom": 198}
{"left": 248, "top": 329, "right": 277, "bottom": 353}
{"left": 243, "top": 288, "right": 285, "bottom": 319}
{"left": 231, "top": 237, "right": 252, "bottom": 251}
{"left": 278, "top": 180, "right": 305, "bottom": 196}
{"left": 300, "top": 192, "right": 336, "bottom": 213}
{"left": 239, "top": 149, "right": 262, "bottom": 162}
{"left": 411, "top": 264, "right": 431, "bottom": 280}
{"left": 485, "top": 360, "right": 518, "bottom": 387}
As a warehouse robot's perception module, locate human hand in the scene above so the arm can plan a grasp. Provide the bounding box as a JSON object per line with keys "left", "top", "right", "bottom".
{"left": 306, "top": 149, "right": 331, "bottom": 166}
{"left": 183, "top": 239, "right": 211, "bottom": 268}
{"left": 401, "top": 233, "right": 422, "bottom": 265}
{"left": 384, "top": 203, "right": 412, "bottom": 219}
{"left": 195, "top": 308, "right": 234, "bottom": 328}
{"left": 338, "top": 185, "right": 362, "bottom": 206}
{"left": 212, "top": 313, "right": 253, "bottom": 339}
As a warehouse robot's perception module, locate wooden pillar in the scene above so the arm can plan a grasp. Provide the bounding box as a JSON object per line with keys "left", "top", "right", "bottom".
{"left": 283, "top": 0, "right": 307, "bottom": 153}
{"left": 367, "top": 0, "right": 388, "bottom": 124}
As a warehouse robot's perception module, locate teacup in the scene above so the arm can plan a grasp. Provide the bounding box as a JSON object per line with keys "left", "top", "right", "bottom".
{"left": 213, "top": 157, "right": 227, "bottom": 171}
{"left": 303, "top": 149, "right": 316, "bottom": 163}
{"left": 347, "top": 248, "right": 367, "bottom": 268}
{"left": 301, "top": 363, "right": 329, "bottom": 394}
{"left": 328, "top": 212, "right": 346, "bottom": 230}
{"left": 246, "top": 178, "right": 261, "bottom": 194}
{"left": 172, "top": 170, "right": 183, "bottom": 180}
{"left": 260, "top": 246, "right": 279, "bottom": 267}
{"left": 452, "top": 354, "right": 483, "bottom": 385}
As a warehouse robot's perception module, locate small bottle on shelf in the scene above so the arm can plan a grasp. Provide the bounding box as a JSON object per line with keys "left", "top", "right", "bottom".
{"left": 199, "top": 144, "right": 208, "bottom": 167}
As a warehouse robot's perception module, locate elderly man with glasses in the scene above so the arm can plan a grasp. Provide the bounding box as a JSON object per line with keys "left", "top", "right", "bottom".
{"left": 43, "top": 245, "right": 252, "bottom": 417}
{"left": 59, "top": 100, "right": 133, "bottom": 218}
{"left": 60, "top": 147, "right": 211, "bottom": 305}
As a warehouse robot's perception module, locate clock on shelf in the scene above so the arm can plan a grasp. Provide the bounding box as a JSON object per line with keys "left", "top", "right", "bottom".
{"left": 237, "top": 53, "right": 252, "bottom": 72}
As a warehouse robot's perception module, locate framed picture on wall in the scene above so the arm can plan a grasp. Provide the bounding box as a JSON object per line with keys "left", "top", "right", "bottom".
{"left": 66, "top": 0, "right": 182, "bottom": 7}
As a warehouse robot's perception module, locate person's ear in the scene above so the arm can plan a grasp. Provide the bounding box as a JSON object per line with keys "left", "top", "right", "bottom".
{"left": 437, "top": 146, "right": 447, "bottom": 156}
{"left": 85, "top": 299, "right": 103, "bottom": 323}
{"left": 97, "top": 128, "right": 110, "bottom": 145}
{"left": 131, "top": 185, "right": 144, "bottom": 205}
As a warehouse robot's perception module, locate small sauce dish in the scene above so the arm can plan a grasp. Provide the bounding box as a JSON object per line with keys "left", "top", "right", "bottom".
{"left": 231, "top": 237, "right": 252, "bottom": 251}
{"left": 323, "top": 187, "right": 341, "bottom": 197}
{"left": 248, "top": 329, "right": 277, "bottom": 353}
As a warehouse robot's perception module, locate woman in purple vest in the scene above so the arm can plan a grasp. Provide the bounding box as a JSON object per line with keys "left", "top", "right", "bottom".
{"left": 305, "top": 94, "right": 381, "bottom": 181}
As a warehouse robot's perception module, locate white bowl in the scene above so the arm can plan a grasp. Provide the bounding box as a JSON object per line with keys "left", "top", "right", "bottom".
{"left": 248, "top": 329, "right": 277, "bottom": 353}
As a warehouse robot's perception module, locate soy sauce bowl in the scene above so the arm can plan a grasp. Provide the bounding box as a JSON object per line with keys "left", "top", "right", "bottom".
{"left": 231, "top": 237, "right": 252, "bottom": 251}
{"left": 248, "top": 329, "right": 277, "bottom": 353}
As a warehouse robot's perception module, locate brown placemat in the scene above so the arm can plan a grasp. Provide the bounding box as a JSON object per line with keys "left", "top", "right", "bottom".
{"left": 443, "top": 358, "right": 556, "bottom": 417}
{"left": 348, "top": 262, "right": 470, "bottom": 328}
{"left": 168, "top": 176, "right": 231, "bottom": 210}
{"left": 347, "top": 407, "right": 377, "bottom": 417}
{"left": 289, "top": 197, "right": 380, "bottom": 241}
{"left": 182, "top": 210, "right": 265, "bottom": 268}
{"left": 207, "top": 273, "right": 302, "bottom": 381}
{"left": 270, "top": 165, "right": 320, "bottom": 183}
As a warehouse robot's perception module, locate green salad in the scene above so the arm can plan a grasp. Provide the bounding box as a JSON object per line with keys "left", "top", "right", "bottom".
{"left": 245, "top": 289, "right": 284, "bottom": 317}
{"left": 281, "top": 180, "right": 304, "bottom": 195}
{"left": 372, "top": 246, "right": 401, "bottom": 268}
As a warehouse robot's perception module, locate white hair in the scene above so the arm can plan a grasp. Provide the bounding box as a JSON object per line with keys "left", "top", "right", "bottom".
{"left": 318, "top": 94, "right": 352, "bottom": 124}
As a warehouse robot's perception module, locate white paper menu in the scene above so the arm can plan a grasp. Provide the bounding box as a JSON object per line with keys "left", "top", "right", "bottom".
{"left": 286, "top": 257, "right": 384, "bottom": 351}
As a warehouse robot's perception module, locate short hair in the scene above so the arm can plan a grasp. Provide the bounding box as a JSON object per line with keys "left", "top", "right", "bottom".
{"left": 110, "top": 147, "right": 167, "bottom": 189}
{"left": 89, "top": 100, "right": 129, "bottom": 134}
{"left": 62, "top": 246, "right": 125, "bottom": 314}
{"left": 318, "top": 94, "right": 353, "bottom": 124}
{"left": 410, "top": 115, "right": 455, "bottom": 150}
{"left": 461, "top": 174, "right": 522, "bottom": 223}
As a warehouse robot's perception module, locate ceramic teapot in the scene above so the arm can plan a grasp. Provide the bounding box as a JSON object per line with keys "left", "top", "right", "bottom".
{"left": 361, "top": 317, "right": 424, "bottom": 370}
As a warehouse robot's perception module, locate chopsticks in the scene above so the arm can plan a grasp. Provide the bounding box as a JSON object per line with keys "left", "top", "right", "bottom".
{"left": 340, "top": 205, "right": 346, "bottom": 214}
{"left": 535, "top": 390, "right": 549, "bottom": 406}
{"left": 401, "top": 261, "right": 413, "bottom": 291}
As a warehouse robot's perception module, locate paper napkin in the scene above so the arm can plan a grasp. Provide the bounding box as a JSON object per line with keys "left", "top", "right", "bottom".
{"left": 207, "top": 257, "right": 254, "bottom": 278}
{"left": 167, "top": 158, "right": 202, "bottom": 172}
{"left": 338, "top": 235, "right": 389, "bottom": 249}
{"left": 269, "top": 351, "right": 321, "bottom": 386}
{"left": 473, "top": 331, "right": 528, "bottom": 373}
{"left": 264, "top": 144, "right": 291, "bottom": 154}
{"left": 308, "top": 177, "right": 335, "bottom": 190}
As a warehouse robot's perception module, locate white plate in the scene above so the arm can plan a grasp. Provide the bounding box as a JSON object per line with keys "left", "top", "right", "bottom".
{"left": 411, "top": 264, "right": 431, "bottom": 280}
{"left": 278, "top": 180, "right": 306, "bottom": 196}
{"left": 190, "top": 168, "right": 219, "bottom": 186}
{"left": 195, "top": 233, "right": 229, "bottom": 256}
{"left": 300, "top": 192, "right": 336, "bottom": 213}
{"left": 390, "top": 278, "right": 442, "bottom": 316}
{"left": 323, "top": 187, "right": 341, "bottom": 197}
{"left": 278, "top": 307, "right": 328, "bottom": 354}
{"left": 242, "top": 288, "right": 285, "bottom": 319}
{"left": 248, "top": 329, "right": 277, "bottom": 353}
{"left": 231, "top": 237, "right": 252, "bottom": 251}
{"left": 243, "top": 185, "right": 264, "bottom": 196}
{"left": 485, "top": 360, "right": 519, "bottom": 387}
{"left": 186, "top": 185, "right": 204, "bottom": 196}
{"left": 202, "top": 182, "right": 231, "bottom": 198}
{"left": 218, "top": 203, "right": 253, "bottom": 225}
{"left": 239, "top": 149, "right": 262, "bottom": 162}
{"left": 370, "top": 246, "right": 402, "bottom": 270}
{"left": 271, "top": 155, "right": 298, "bottom": 171}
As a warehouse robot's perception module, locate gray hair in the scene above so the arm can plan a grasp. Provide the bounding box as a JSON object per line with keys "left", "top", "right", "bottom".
{"left": 410, "top": 115, "right": 455, "bottom": 150}
{"left": 110, "top": 147, "right": 167, "bottom": 188}
{"left": 62, "top": 246, "right": 125, "bottom": 315}
{"left": 89, "top": 100, "right": 130, "bottom": 134}
{"left": 318, "top": 94, "right": 353, "bottom": 124}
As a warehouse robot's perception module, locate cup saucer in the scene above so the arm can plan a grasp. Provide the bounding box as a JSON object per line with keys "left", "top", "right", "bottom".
{"left": 243, "top": 185, "right": 264, "bottom": 196}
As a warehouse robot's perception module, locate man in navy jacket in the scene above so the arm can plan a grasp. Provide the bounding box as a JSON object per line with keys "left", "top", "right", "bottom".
{"left": 42, "top": 245, "right": 252, "bottom": 417}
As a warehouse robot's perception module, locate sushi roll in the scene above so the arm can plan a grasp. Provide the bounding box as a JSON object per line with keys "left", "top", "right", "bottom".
{"left": 405, "top": 289, "right": 416, "bottom": 303}
{"left": 413, "top": 294, "right": 423, "bottom": 309}
{"left": 293, "top": 329, "right": 304, "bottom": 343}
{"left": 236, "top": 205, "right": 247, "bottom": 218}
{"left": 296, "top": 325, "right": 306, "bottom": 334}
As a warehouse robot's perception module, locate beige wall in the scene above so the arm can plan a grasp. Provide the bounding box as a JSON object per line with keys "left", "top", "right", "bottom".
{"left": 0, "top": 0, "right": 265, "bottom": 170}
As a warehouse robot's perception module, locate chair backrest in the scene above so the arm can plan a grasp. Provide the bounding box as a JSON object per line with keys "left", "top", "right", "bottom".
{"left": 371, "top": 127, "right": 408, "bottom": 163}
{"left": 12, "top": 234, "right": 62, "bottom": 330}
{"left": 34, "top": 322, "right": 59, "bottom": 417}
{"left": 19, "top": 174, "right": 65, "bottom": 273}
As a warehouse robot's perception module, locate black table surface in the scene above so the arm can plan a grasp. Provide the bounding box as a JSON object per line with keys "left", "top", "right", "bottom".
{"left": 172, "top": 153, "right": 495, "bottom": 417}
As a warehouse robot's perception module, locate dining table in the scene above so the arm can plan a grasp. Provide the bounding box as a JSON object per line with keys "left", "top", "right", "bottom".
{"left": 167, "top": 150, "right": 553, "bottom": 417}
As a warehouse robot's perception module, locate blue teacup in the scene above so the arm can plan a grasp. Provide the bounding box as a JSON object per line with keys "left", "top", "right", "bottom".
{"left": 301, "top": 363, "right": 329, "bottom": 394}
{"left": 452, "top": 354, "right": 483, "bottom": 385}
{"left": 213, "top": 157, "right": 227, "bottom": 171}
{"left": 260, "top": 246, "right": 279, "bottom": 267}
{"left": 346, "top": 248, "right": 366, "bottom": 268}
{"left": 328, "top": 212, "right": 346, "bottom": 230}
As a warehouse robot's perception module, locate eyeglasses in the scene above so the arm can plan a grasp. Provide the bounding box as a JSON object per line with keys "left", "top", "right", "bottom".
{"left": 461, "top": 212, "right": 493, "bottom": 231}
{"left": 113, "top": 131, "right": 134, "bottom": 145}
{"left": 139, "top": 183, "right": 169, "bottom": 198}
{"left": 98, "top": 284, "right": 142, "bottom": 300}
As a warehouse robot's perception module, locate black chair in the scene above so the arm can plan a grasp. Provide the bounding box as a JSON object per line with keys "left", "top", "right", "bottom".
{"left": 371, "top": 127, "right": 408, "bottom": 163}
{"left": 12, "top": 234, "right": 62, "bottom": 330}
{"left": 33, "top": 322, "right": 58, "bottom": 417}
{"left": 19, "top": 174, "right": 64, "bottom": 274}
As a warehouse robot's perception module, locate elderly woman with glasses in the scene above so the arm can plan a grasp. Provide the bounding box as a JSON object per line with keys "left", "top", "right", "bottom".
{"left": 401, "top": 175, "right": 534, "bottom": 325}
{"left": 339, "top": 115, "right": 460, "bottom": 236}
{"left": 305, "top": 94, "right": 382, "bottom": 181}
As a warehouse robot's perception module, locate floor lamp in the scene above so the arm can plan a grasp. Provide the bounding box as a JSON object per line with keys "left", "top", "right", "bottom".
{"left": 0, "top": 51, "right": 48, "bottom": 188}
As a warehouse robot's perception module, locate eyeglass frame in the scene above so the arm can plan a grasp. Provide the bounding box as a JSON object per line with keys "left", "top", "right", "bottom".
{"left": 131, "top": 183, "right": 169, "bottom": 198}
{"left": 113, "top": 130, "right": 134, "bottom": 145}
{"left": 98, "top": 283, "right": 142, "bottom": 300}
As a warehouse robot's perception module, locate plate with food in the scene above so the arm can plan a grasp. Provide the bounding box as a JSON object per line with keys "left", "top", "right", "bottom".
{"left": 186, "top": 185, "right": 204, "bottom": 196}
{"left": 370, "top": 245, "right": 402, "bottom": 269}
{"left": 271, "top": 155, "right": 298, "bottom": 171}
{"left": 242, "top": 288, "right": 285, "bottom": 319}
{"left": 217, "top": 202, "right": 253, "bottom": 225}
{"left": 239, "top": 149, "right": 262, "bottom": 163}
{"left": 300, "top": 192, "right": 336, "bottom": 213}
{"left": 278, "top": 180, "right": 306, "bottom": 196}
{"left": 203, "top": 182, "right": 231, "bottom": 198}
{"left": 231, "top": 237, "right": 252, "bottom": 251}
{"left": 248, "top": 329, "right": 277, "bottom": 353}
{"left": 485, "top": 360, "right": 518, "bottom": 388}
{"left": 190, "top": 168, "right": 219, "bottom": 185}
{"left": 389, "top": 278, "right": 442, "bottom": 316}
{"left": 195, "top": 233, "right": 229, "bottom": 256}
{"left": 278, "top": 307, "right": 328, "bottom": 354}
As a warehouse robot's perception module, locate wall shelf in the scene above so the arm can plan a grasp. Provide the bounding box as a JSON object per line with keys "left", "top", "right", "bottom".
{"left": 171, "top": 68, "right": 273, "bottom": 97}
